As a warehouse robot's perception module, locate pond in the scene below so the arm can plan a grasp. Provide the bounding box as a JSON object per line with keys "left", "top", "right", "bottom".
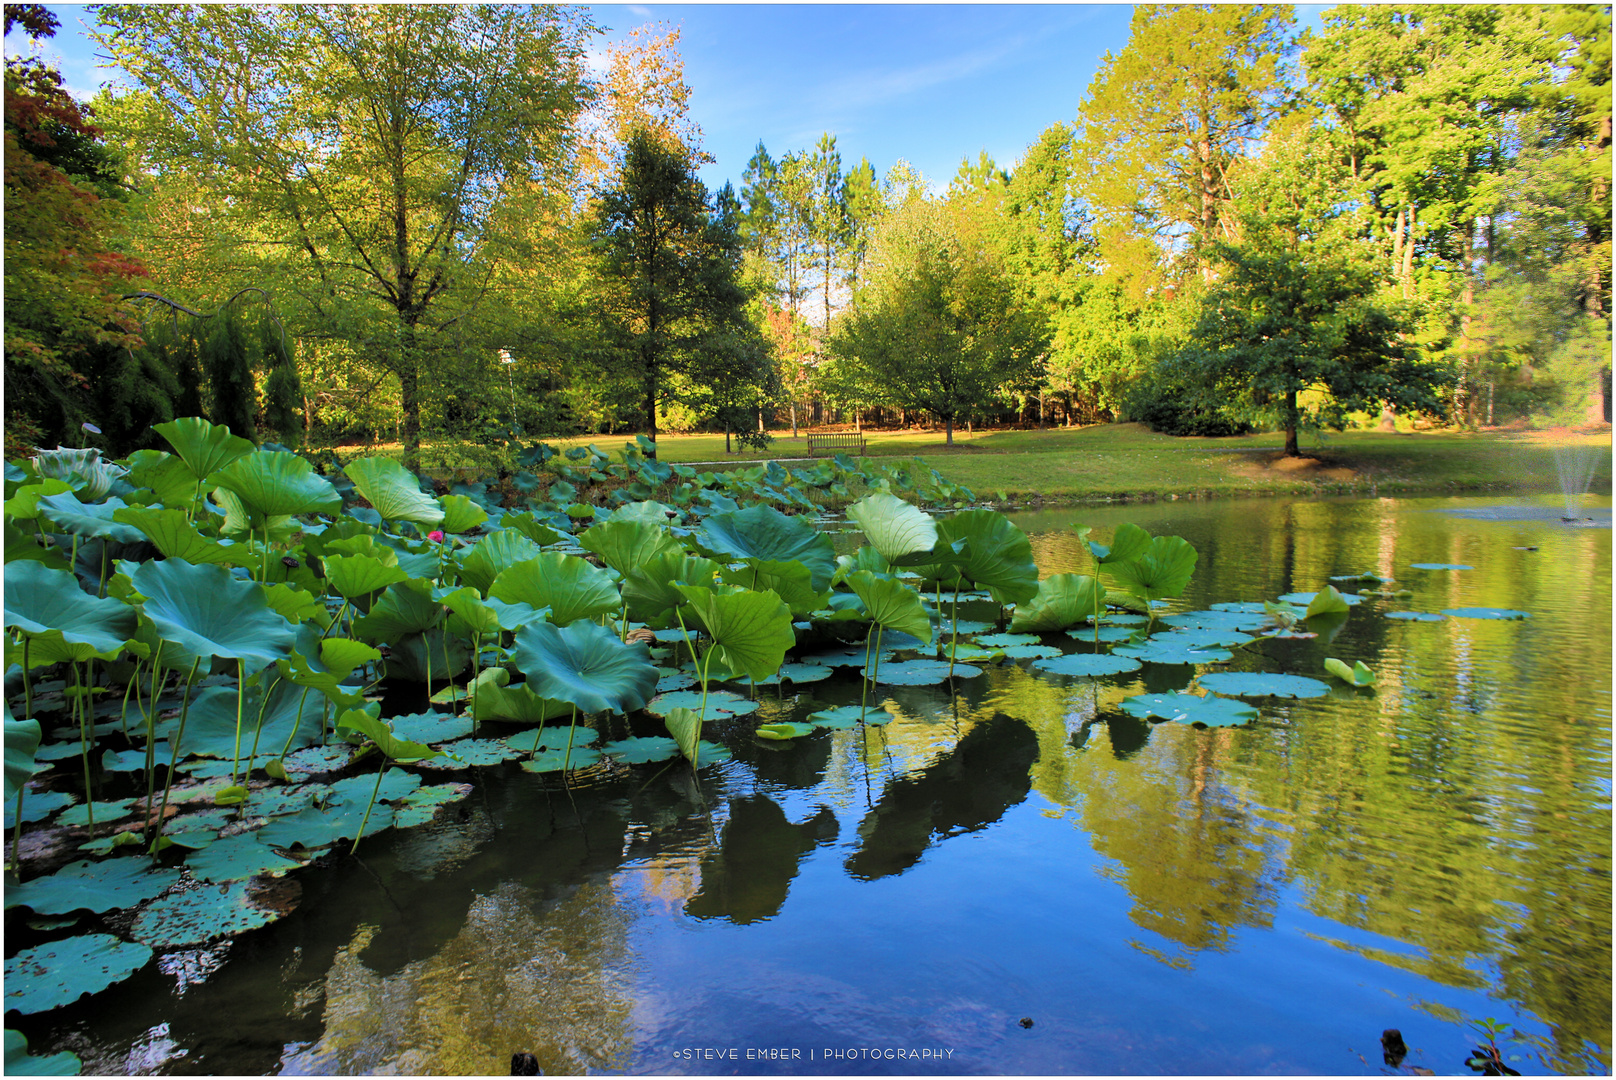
{"left": 13, "top": 494, "right": 1611, "bottom": 1076}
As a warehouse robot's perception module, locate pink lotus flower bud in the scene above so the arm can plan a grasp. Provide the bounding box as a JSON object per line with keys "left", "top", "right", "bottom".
{"left": 428, "top": 530, "right": 446, "bottom": 543}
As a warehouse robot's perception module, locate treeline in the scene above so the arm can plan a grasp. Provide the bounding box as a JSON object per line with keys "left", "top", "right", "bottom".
{"left": 4, "top": 4, "right": 1609, "bottom": 462}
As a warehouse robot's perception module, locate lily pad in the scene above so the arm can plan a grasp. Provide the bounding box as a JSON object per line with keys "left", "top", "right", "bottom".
{"left": 185, "top": 832, "right": 304, "bottom": 883}
{"left": 1000, "top": 644, "right": 1063, "bottom": 660}
{"left": 2, "top": 789, "right": 76, "bottom": 828}
{"left": 1113, "top": 640, "right": 1233, "bottom": 665}
{"left": 280, "top": 744, "right": 354, "bottom": 776}
{"left": 1197, "top": 672, "right": 1330, "bottom": 699}
{"left": 806, "top": 705, "right": 881, "bottom": 729}
{"left": 55, "top": 798, "right": 137, "bottom": 829}
{"left": 519, "top": 745, "right": 604, "bottom": 773}
{"left": 645, "top": 689, "right": 759, "bottom": 719}
{"left": 1209, "top": 601, "right": 1267, "bottom": 614}
{"left": 386, "top": 711, "right": 475, "bottom": 745}
{"left": 4, "top": 933, "right": 154, "bottom": 1014}
{"left": 863, "top": 659, "right": 982, "bottom": 685}
{"left": 737, "top": 661, "right": 834, "bottom": 687}
{"left": 1385, "top": 611, "right": 1445, "bottom": 621}
{"left": 1277, "top": 590, "right": 1362, "bottom": 608}
{"left": 1031, "top": 653, "right": 1142, "bottom": 678}
{"left": 131, "top": 880, "right": 289, "bottom": 948}
{"left": 394, "top": 783, "right": 473, "bottom": 828}
{"left": 328, "top": 768, "right": 421, "bottom": 807}
{"left": 255, "top": 802, "right": 392, "bottom": 849}
{"left": 6, "top": 858, "right": 181, "bottom": 914}
{"left": 1160, "top": 609, "right": 1270, "bottom": 633}
{"left": 755, "top": 722, "right": 816, "bottom": 741}
{"left": 1066, "top": 626, "right": 1144, "bottom": 644}
{"left": 1410, "top": 563, "right": 1473, "bottom": 570}
{"left": 511, "top": 620, "right": 658, "bottom": 715}
{"left": 1440, "top": 608, "right": 1530, "bottom": 620}
{"left": 599, "top": 736, "right": 681, "bottom": 764}
{"left": 4, "top": 1028, "right": 82, "bottom": 1074}
{"left": 976, "top": 632, "right": 1040, "bottom": 648}
{"left": 415, "top": 738, "right": 519, "bottom": 768}
{"left": 1119, "top": 691, "right": 1259, "bottom": 727}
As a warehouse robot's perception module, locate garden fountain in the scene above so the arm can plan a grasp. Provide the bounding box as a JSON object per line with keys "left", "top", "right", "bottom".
{"left": 1552, "top": 438, "right": 1607, "bottom": 521}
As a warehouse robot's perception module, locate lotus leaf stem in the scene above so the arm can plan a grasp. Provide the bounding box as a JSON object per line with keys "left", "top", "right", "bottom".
{"left": 72, "top": 662, "right": 95, "bottom": 837}
{"left": 349, "top": 761, "right": 388, "bottom": 855}
{"left": 20, "top": 637, "right": 32, "bottom": 727}
{"left": 439, "top": 630, "right": 457, "bottom": 713}
{"left": 230, "top": 658, "right": 248, "bottom": 783}
{"left": 151, "top": 656, "right": 203, "bottom": 851}
{"left": 243, "top": 673, "right": 284, "bottom": 779}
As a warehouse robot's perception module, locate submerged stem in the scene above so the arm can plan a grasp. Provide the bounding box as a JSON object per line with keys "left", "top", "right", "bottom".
{"left": 152, "top": 657, "right": 203, "bottom": 851}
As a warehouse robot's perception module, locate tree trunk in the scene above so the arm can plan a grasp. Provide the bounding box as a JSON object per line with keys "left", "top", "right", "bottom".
{"left": 1400, "top": 203, "right": 1416, "bottom": 299}
{"left": 725, "top": 425, "right": 731, "bottom": 454}
{"left": 944, "top": 413, "right": 954, "bottom": 445}
{"left": 790, "top": 402, "right": 798, "bottom": 438}
{"left": 1283, "top": 390, "right": 1299, "bottom": 456}
{"left": 644, "top": 370, "right": 658, "bottom": 459}
{"left": 398, "top": 320, "right": 422, "bottom": 472}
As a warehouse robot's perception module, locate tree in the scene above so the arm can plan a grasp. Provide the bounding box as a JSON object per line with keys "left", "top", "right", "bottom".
{"left": 1075, "top": 4, "right": 1295, "bottom": 293}
{"left": 830, "top": 200, "right": 1046, "bottom": 444}
{"left": 806, "top": 133, "right": 846, "bottom": 332}
{"left": 4, "top": 4, "right": 151, "bottom": 450}
{"left": 98, "top": 5, "right": 596, "bottom": 466}
{"left": 593, "top": 131, "right": 762, "bottom": 455}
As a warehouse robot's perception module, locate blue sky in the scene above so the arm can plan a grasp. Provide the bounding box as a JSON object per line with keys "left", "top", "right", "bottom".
{"left": 9, "top": 4, "right": 1326, "bottom": 195}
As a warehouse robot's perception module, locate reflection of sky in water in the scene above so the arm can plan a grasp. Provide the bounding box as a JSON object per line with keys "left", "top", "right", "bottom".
{"left": 36, "top": 495, "right": 1611, "bottom": 1077}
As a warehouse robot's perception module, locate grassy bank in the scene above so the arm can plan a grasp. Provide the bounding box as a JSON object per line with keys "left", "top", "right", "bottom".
{"left": 344, "top": 423, "right": 1612, "bottom": 506}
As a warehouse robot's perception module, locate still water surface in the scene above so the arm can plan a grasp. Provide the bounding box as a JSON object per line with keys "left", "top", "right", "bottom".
{"left": 39, "top": 495, "right": 1612, "bottom": 1075}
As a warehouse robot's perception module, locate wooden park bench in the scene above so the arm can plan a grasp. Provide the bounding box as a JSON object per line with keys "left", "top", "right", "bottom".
{"left": 806, "top": 431, "right": 867, "bottom": 457}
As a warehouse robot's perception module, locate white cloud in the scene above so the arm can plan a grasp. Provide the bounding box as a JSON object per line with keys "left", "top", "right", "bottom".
{"left": 809, "top": 34, "right": 1026, "bottom": 115}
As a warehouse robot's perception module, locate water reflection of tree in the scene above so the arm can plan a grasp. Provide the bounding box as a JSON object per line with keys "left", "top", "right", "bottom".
{"left": 845, "top": 713, "right": 1039, "bottom": 880}
{"left": 685, "top": 796, "right": 838, "bottom": 923}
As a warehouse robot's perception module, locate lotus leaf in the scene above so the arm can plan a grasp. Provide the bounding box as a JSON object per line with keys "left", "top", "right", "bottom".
{"left": 350, "top": 578, "right": 442, "bottom": 641}
{"left": 1197, "top": 672, "right": 1330, "bottom": 698}
{"left": 662, "top": 706, "right": 704, "bottom": 765}
{"left": 797, "top": 644, "right": 895, "bottom": 668}
{"left": 934, "top": 509, "right": 1039, "bottom": 604}
{"left": 1324, "top": 658, "right": 1376, "bottom": 686}
{"left": 694, "top": 506, "right": 838, "bottom": 591}
{"left": 276, "top": 650, "right": 367, "bottom": 711}
{"left": 499, "top": 512, "right": 567, "bottom": 547}
{"left": 519, "top": 744, "right": 604, "bottom": 773}
{"left": 646, "top": 689, "right": 759, "bottom": 720}
{"left": 622, "top": 552, "right": 726, "bottom": 626}
{"left": 34, "top": 492, "right": 145, "bottom": 545}
{"left": 5, "top": 1028, "right": 82, "bottom": 1075}
{"left": 1103, "top": 535, "right": 1198, "bottom": 604}
{"left": 6, "top": 858, "right": 181, "bottom": 914}
{"left": 944, "top": 643, "right": 1003, "bottom": 662}
{"left": 1277, "top": 590, "right": 1363, "bottom": 609}
{"left": 1446, "top": 607, "right": 1532, "bottom": 620}
{"left": 579, "top": 519, "right": 685, "bottom": 577}
{"left": 132, "top": 879, "right": 294, "bottom": 948}
{"left": 657, "top": 672, "right": 697, "bottom": 692}
{"left": 4, "top": 933, "right": 154, "bottom": 1014}
{"left": 436, "top": 494, "right": 488, "bottom": 534}
{"left": 181, "top": 680, "right": 325, "bottom": 760}
{"left": 4, "top": 562, "right": 137, "bottom": 657}
{"left": 1007, "top": 574, "right": 1106, "bottom": 633}
{"left": 1410, "top": 562, "right": 1473, "bottom": 570}
{"left": 207, "top": 451, "right": 341, "bottom": 520}
{"left": 467, "top": 671, "right": 570, "bottom": 724}
{"left": 674, "top": 584, "right": 795, "bottom": 683}
{"left": 1065, "top": 626, "right": 1142, "bottom": 645}
{"left": 244, "top": 787, "right": 321, "bottom": 819}
{"left": 846, "top": 492, "right": 938, "bottom": 565}
{"left": 323, "top": 553, "right": 409, "bottom": 599}
{"left": 131, "top": 559, "right": 296, "bottom": 674}
{"left": 736, "top": 662, "right": 833, "bottom": 687}
{"left": 1119, "top": 691, "right": 1259, "bottom": 727}
{"left": 863, "top": 658, "right": 982, "bottom": 685}
{"left": 1000, "top": 644, "right": 1063, "bottom": 660}
{"left": 1031, "top": 653, "right": 1143, "bottom": 678}
{"left": 599, "top": 736, "right": 681, "bottom": 764}
{"left": 282, "top": 745, "right": 355, "bottom": 775}
{"left": 154, "top": 417, "right": 254, "bottom": 481}
{"left": 393, "top": 782, "right": 473, "bottom": 828}
{"left": 721, "top": 558, "right": 831, "bottom": 617}
{"left": 1087, "top": 522, "right": 1153, "bottom": 565}
{"left": 3, "top": 478, "right": 72, "bottom": 521}
{"left": 833, "top": 546, "right": 893, "bottom": 582}
{"left": 5, "top": 718, "right": 42, "bottom": 802}
{"left": 3, "top": 790, "right": 76, "bottom": 828}
{"left": 1385, "top": 611, "right": 1444, "bottom": 621}
{"left": 1113, "top": 639, "right": 1233, "bottom": 665}
{"left": 256, "top": 802, "right": 392, "bottom": 849}
{"left": 510, "top": 620, "right": 657, "bottom": 715}
{"left": 416, "top": 738, "right": 519, "bottom": 768}
{"left": 755, "top": 722, "right": 816, "bottom": 741}
{"left": 337, "top": 710, "right": 441, "bottom": 763}
{"left": 107, "top": 507, "right": 230, "bottom": 565}
{"left": 974, "top": 632, "right": 1037, "bottom": 648}
{"left": 845, "top": 570, "right": 932, "bottom": 644}
{"left": 185, "top": 832, "right": 304, "bottom": 883}
{"left": 387, "top": 710, "right": 475, "bottom": 744}
{"left": 491, "top": 553, "right": 619, "bottom": 626}
{"left": 341, "top": 457, "right": 443, "bottom": 526}
{"left": 56, "top": 798, "right": 137, "bottom": 828}
{"left": 1159, "top": 627, "right": 1254, "bottom": 648}
{"left": 1160, "top": 609, "right": 1270, "bottom": 633}
{"left": 327, "top": 767, "right": 423, "bottom": 806}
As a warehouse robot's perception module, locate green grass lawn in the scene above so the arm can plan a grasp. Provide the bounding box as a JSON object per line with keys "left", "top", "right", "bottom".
{"left": 356, "top": 422, "right": 1613, "bottom": 505}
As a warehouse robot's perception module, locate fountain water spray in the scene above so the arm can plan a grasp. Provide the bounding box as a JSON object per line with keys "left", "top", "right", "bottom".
{"left": 1550, "top": 438, "right": 1605, "bottom": 521}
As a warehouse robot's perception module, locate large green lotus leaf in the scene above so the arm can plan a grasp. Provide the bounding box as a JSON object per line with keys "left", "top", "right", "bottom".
{"left": 846, "top": 492, "right": 938, "bottom": 565}
{"left": 275, "top": 650, "right": 367, "bottom": 710}
{"left": 184, "top": 832, "right": 304, "bottom": 883}
{"left": 337, "top": 709, "right": 441, "bottom": 762}
{"left": 4, "top": 561, "right": 137, "bottom": 655}
{"left": 498, "top": 512, "right": 566, "bottom": 547}
{"left": 4, "top": 718, "right": 42, "bottom": 802}
{"left": 519, "top": 745, "right": 604, "bottom": 773}
{"left": 578, "top": 519, "right": 685, "bottom": 577}
{"left": 35, "top": 492, "right": 145, "bottom": 543}
{"left": 622, "top": 552, "right": 725, "bottom": 626}
{"left": 154, "top": 417, "right": 255, "bottom": 481}
{"left": 1119, "top": 691, "right": 1259, "bottom": 727}
{"left": 4, "top": 933, "right": 153, "bottom": 1014}
{"left": 262, "top": 583, "right": 322, "bottom": 625}
{"left": 673, "top": 584, "right": 795, "bottom": 682}
{"left": 436, "top": 586, "right": 503, "bottom": 637}
{"left": 1197, "top": 672, "right": 1330, "bottom": 699}
{"left": 645, "top": 689, "right": 759, "bottom": 720}
{"left": 491, "top": 553, "right": 619, "bottom": 626}
{"left": 510, "top": 620, "right": 657, "bottom": 715}
{"left": 1031, "top": 653, "right": 1143, "bottom": 678}
{"left": 456, "top": 531, "right": 545, "bottom": 597}
{"left": 5, "top": 858, "right": 181, "bottom": 914}
{"left": 110, "top": 507, "right": 237, "bottom": 566}
{"left": 937, "top": 509, "right": 1039, "bottom": 605}
{"left": 1088, "top": 521, "right": 1152, "bottom": 565}
{"left": 846, "top": 570, "right": 932, "bottom": 644}
{"left": 468, "top": 670, "right": 571, "bottom": 724}
{"left": 2, "top": 520, "right": 72, "bottom": 574}
{"left": 436, "top": 494, "right": 488, "bottom": 534}
{"left": 1113, "top": 639, "right": 1232, "bottom": 665}
{"left": 599, "top": 736, "right": 681, "bottom": 764}
{"left": 863, "top": 658, "right": 982, "bottom": 685}
{"left": 3, "top": 479, "right": 72, "bottom": 521}
{"left": 394, "top": 782, "right": 473, "bottom": 828}
{"left": 1104, "top": 535, "right": 1198, "bottom": 603}
{"left": 327, "top": 764, "right": 423, "bottom": 805}
{"left": 1440, "top": 607, "right": 1531, "bottom": 620}
{"left": 181, "top": 679, "right": 326, "bottom": 760}
{"left": 126, "top": 447, "right": 200, "bottom": 508}
{"left": 319, "top": 635, "right": 381, "bottom": 677}
{"left": 342, "top": 457, "right": 443, "bottom": 526}
{"left": 351, "top": 578, "right": 442, "bottom": 641}
{"left": 694, "top": 506, "right": 837, "bottom": 591}
{"left": 323, "top": 553, "right": 408, "bottom": 599}
{"left": 5, "top": 1028, "right": 82, "bottom": 1075}
{"left": 1008, "top": 573, "right": 1106, "bottom": 633}
{"left": 720, "top": 558, "right": 831, "bottom": 617}
{"left": 131, "top": 879, "right": 292, "bottom": 948}
{"left": 663, "top": 705, "right": 702, "bottom": 765}
{"left": 255, "top": 802, "right": 392, "bottom": 850}
{"left": 208, "top": 451, "right": 341, "bottom": 519}
{"left": 132, "top": 559, "right": 296, "bottom": 674}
